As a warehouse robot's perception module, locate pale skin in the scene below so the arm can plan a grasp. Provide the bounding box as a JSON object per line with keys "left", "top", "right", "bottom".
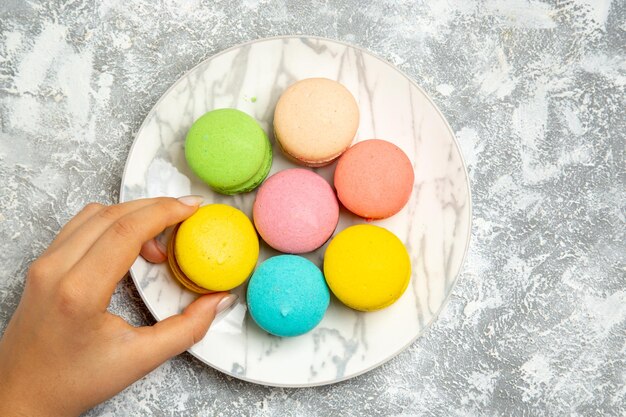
{"left": 0, "top": 196, "right": 236, "bottom": 417}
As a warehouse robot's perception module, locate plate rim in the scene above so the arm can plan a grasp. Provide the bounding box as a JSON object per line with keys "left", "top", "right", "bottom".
{"left": 119, "top": 35, "right": 473, "bottom": 388}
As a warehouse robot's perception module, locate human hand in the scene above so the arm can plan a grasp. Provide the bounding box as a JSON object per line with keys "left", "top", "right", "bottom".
{"left": 0, "top": 197, "right": 236, "bottom": 417}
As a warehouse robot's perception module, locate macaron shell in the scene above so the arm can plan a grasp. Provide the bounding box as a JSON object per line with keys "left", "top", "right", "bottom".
{"left": 334, "top": 139, "right": 414, "bottom": 220}
{"left": 323, "top": 224, "right": 411, "bottom": 311}
{"left": 273, "top": 78, "right": 359, "bottom": 166}
{"left": 185, "top": 108, "right": 272, "bottom": 194}
{"left": 230, "top": 141, "right": 273, "bottom": 194}
{"left": 275, "top": 135, "right": 343, "bottom": 168}
{"left": 167, "top": 224, "right": 213, "bottom": 294}
{"left": 247, "top": 255, "right": 330, "bottom": 337}
{"left": 174, "top": 204, "right": 259, "bottom": 291}
{"left": 253, "top": 169, "right": 339, "bottom": 253}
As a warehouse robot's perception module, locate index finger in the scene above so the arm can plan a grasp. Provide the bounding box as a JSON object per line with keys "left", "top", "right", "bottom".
{"left": 68, "top": 197, "right": 202, "bottom": 305}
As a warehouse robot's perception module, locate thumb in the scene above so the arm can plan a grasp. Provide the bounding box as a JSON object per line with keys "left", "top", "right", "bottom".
{"left": 134, "top": 292, "right": 237, "bottom": 370}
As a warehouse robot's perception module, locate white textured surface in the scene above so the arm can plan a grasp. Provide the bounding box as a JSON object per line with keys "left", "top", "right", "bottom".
{"left": 120, "top": 37, "right": 470, "bottom": 386}
{"left": 0, "top": 0, "right": 624, "bottom": 415}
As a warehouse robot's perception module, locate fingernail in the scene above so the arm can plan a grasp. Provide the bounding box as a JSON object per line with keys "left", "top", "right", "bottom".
{"left": 155, "top": 239, "right": 167, "bottom": 256}
{"left": 215, "top": 294, "right": 238, "bottom": 315}
{"left": 177, "top": 195, "right": 204, "bottom": 207}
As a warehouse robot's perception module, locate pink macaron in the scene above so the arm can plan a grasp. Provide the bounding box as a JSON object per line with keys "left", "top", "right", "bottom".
{"left": 253, "top": 169, "right": 339, "bottom": 253}
{"left": 334, "top": 139, "right": 414, "bottom": 220}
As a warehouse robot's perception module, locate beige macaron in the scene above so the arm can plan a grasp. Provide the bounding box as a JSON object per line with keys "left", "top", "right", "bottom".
{"left": 273, "top": 78, "right": 359, "bottom": 167}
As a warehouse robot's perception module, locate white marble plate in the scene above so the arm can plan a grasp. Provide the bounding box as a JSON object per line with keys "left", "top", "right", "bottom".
{"left": 120, "top": 36, "right": 471, "bottom": 387}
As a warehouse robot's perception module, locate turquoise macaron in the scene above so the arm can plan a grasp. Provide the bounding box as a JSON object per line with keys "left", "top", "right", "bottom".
{"left": 247, "top": 255, "right": 330, "bottom": 337}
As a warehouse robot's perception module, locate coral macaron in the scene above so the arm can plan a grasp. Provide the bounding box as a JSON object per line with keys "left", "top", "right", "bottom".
{"left": 185, "top": 108, "right": 272, "bottom": 195}
{"left": 273, "top": 78, "right": 359, "bottom": 167}
{"left": 323, "top": 224, "right": 411, "bottom": 311}
{"left": 334, "top": 139, "right": 414, "bottom": 220}
{"left": 253, "top": 168, "right": 339, "bottom": 253}
{"left": 168, "top": 204, "right": 259, "bottom": 293}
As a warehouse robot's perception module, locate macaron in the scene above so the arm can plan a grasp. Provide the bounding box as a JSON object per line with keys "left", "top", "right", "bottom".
{"left": 185, "top": 108, "right": 272, "bottom": 194}
{"left": 273, "top": 78, "right": 359, "bottom": 167}
{"left": 247, "top": 255, "right": 330, "bottom": 337}
{"left": 334, "top": 139, "right": 414, "bottom": 220}
{"left": 253, "top": 169, "right": 339, "bottom": 253}
{"left": 323, "top": 224, "right": 411, "bottom": 311}
{"left": 168, "top": 204, "right": 259, "bottom": 293}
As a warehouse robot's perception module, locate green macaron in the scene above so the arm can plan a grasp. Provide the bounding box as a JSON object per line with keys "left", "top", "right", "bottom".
{"left": 185, "top": 109, "right": 272, "bottom": 195}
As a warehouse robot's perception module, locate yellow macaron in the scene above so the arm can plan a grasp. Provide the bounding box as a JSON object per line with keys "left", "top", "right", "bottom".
{"left": 323, "top": 224, "right": 411, "bottom": 311}
{"left": 168, "top": 204, "right": 259, "bottom": 293}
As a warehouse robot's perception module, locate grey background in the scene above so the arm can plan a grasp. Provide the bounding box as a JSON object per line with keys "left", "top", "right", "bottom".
{"left": 1, "top": 0, "right": 624, "bottom": 416}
